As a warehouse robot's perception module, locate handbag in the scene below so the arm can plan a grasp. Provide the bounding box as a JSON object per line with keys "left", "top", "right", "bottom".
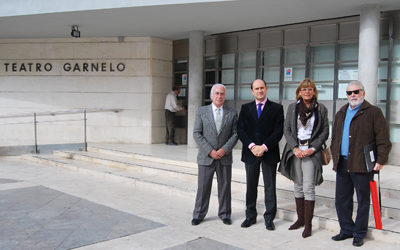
{"left": 321, "top": 143, "right": 331, "bottom": 165}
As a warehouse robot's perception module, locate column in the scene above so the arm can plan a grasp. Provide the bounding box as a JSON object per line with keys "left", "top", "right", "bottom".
{"left": 187, "top": 31, "right": 204, "bottom": 147}
{"left": 358, "top": 4, "right": 381, "bottom": 105}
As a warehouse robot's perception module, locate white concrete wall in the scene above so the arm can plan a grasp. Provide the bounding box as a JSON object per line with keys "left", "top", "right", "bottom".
{"left": 0, "top": 37, "right": 172, "bottom": 146}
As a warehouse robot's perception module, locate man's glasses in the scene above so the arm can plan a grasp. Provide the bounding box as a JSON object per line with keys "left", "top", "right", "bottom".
{"left": 346, "top": 89, "right": 362, "bottom": 95}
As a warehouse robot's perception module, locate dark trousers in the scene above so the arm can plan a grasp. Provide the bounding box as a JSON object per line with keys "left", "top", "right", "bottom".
{"left": 193, "top": 160, "right": 232, "bottom": 220}
{"left": 245, "top": 158, "right": 277, "bottom": 222}
{"left": 165, "top": 109, "right": 175, "bottom": 143}
{"left": 335, "top": 157, "right": 373, "bottom": 239}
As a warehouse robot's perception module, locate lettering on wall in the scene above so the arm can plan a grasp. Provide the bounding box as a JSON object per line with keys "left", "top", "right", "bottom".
{"left": 1, "top": 61, "right": 126, "bottom": 74}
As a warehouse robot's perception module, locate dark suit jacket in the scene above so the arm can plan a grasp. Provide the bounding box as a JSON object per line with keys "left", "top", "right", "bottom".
{"left": 237, "top": 99, "right": 284, "bottom": 165}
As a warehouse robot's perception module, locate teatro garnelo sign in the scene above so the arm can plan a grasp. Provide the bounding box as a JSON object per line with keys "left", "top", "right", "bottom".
{"left": 0, "top": 60, "right": 127, "bottom": 75}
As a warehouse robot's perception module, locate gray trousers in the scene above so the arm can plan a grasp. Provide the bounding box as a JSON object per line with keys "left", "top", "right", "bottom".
{"left": 293, "top": 156, "right": 316, "bottom": 201}
{"left": 192, "top": 160, "right": 232, "bottom": 220}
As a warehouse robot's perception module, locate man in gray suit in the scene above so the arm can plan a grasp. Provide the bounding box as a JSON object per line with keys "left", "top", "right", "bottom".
{"left": 191, "top": 83, "right": 238, "bottom": 226}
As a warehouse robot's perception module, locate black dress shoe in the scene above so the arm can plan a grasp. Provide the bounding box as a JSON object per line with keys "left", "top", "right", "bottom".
{"left": 191, "top": 218, "right": 203, "bottom": 226}
{"left": 265, "top": 220, "right": 275, "bottom": 231}
{"left": 352, "top": 237, "right": 364, "bottom": 247}
{"left": 241, "top": 218, "right": 256, "bottom": 228}
{"left": 222, "top": 218, "right": 232, "bottom": 225}
{"left": 331, "top": 233, "right": 353, "bottom": 241}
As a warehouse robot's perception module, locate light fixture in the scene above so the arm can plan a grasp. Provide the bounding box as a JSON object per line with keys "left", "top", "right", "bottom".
{"left": 71, "top": 25, "right": 80, "bottom": 38}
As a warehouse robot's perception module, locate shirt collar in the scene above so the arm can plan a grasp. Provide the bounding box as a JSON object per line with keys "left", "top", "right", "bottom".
{"left": 256, "top": 98, "right": 267, "bottom": 106}
{"left": 212, "top": 103, "right": 223, "bottom": 111}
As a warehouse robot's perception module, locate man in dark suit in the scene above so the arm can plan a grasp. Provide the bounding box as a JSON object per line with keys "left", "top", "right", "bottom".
{"left": 238, "top": 79, "right": 284, "bottom": 230}
{"left": 191, "top": 83, "right": 238, "bottom": 226}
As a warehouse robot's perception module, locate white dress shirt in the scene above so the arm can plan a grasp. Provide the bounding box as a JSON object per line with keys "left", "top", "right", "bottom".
{"left": 164, "top": 91, "right": 182, "bottom": 112}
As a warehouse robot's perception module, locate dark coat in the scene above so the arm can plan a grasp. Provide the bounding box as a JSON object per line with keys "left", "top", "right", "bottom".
{"left": 237, "top": 99, "right": 284, "bottom": 165}
{"left": 330, "top": 100, "right": 392, "bottom": 173}
{"left": 278, "top": 101, "right": 329, "bottom": 185}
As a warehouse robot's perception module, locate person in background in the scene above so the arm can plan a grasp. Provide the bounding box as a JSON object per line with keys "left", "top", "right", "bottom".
{"left": 330, "top": 80, "right": 391, "bottom": 247}
{"left": 191, "top": 83, "right": 238, "bottom": 226}
{"left": 237, "top": 79, "right": 284, "bottom": 231}
{"left": 164, "top": 85, "right": 184, "bottom": 145}
{"left": 278, "top": 78, "right": 329, "bottom": 238}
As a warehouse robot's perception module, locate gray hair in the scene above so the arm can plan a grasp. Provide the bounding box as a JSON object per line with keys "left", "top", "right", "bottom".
{"left": 210, "top": 83, "right": 226, "bottom": 99}
{"left": 348, "top": 80, "right": 365, "bottom": 91}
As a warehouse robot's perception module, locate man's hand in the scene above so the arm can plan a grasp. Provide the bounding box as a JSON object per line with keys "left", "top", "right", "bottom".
{"left": 216, "top": 148, "right": 226, "bottom": 158}
{"left": 373, "top": 163, "right": 383, "bottom": 171}
{"left": 209, "top": 149, "right": 221, "bottom": 160}
{"left": 251, "top": 145, "right": 265, "bottom": 157}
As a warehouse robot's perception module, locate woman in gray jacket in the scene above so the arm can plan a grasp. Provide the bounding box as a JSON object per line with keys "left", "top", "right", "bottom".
{"left": 278, "top": 78, "right": 329, "bottom": 238}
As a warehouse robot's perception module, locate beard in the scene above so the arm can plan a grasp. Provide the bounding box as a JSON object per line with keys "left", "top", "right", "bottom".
{"left": 348, "top": 96, "right": 364, "bottom": 107}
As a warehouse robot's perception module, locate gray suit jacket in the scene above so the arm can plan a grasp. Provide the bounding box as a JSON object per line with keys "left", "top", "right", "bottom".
{"left": 278, "top": 101, "right": 329, "bottom": 185}
{"left": 193, "top": 104, "right": 238, "bottom": 166}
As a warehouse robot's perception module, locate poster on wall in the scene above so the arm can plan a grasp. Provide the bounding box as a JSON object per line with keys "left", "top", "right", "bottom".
{"left": 182, "top": 74, "right": 187, "bottom": 85}
{"left": 338, "top": 69, "right": 358, "bottom": 81}
{"left": 284, "top": 67, "right": 293, "bottom": 81}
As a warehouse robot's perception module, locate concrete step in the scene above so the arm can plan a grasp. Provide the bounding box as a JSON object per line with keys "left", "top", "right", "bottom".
{"left": 22, "top": 151, "right": 400, "bottom": 243}
{"left": 85, "top": 146, "right": 400, "bottom": 220}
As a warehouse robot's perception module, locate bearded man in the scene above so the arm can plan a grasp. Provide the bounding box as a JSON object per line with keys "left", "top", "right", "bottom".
{"left": 330, "top": 80, "right": 391, "bottom": 247}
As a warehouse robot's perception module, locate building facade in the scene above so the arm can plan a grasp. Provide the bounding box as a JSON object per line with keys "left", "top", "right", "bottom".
{"left": 0, "top": 2, "right": 399, "bottom": 163}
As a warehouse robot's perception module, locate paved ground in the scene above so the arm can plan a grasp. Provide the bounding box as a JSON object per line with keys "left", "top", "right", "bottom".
{"left": 0, "top": 154, "right": 399, "bottom": 250}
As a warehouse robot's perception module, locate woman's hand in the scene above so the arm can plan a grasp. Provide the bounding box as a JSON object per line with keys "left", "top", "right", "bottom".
{"left": 293, "top": 147, "right": 315, "bottom": 158}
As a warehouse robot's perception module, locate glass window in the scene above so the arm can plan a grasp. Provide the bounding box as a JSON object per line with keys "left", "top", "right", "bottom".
{"left": 267, "top": 83, "right": 280, "bottom": 101}
{"left": 311, "top": 45, "right": 335, "bottom": 63}
{"left": 285, "top": 47, "right": 306, "bottom": 64}
{"left": 379, "top": 62, "right": 388, "bottom": 80}
{"left": 338, "top": 83, "right": 349, "bottom": 99}
{"left": 221, "top": 69, "right": 234, "bottom": 84}
{"left": 221, "top": 53, "right": 235, "bottom": 68}
{"left": 263, "top": 67, "right": 280, "bottom": 82}
{"left": 380, "top": 40, "right": 389, "bottom": 59}
{"left": 239, "top": 51, "right": 256, "bottom": 67}
{"left": 393, "top": 39, "right": 400, "bottom": 59}
{"left": 311, "top": 64, "right": 334, "bottom": 81}
{"left": 239, "top": 68, "right": 256, "bottom": 83}
{"left": 263, "top": 49, "right": 281, "bottom": 65}
{"left": 205, "top": 71, "right": 216, "bottom": 85}
{"left": 390, "top": 125, "right": 400, "bottom": 143}
{"left": 225, "top": 85, "right": 234, "bottom": 100}
{"left": 283, "top": 83, "right": 298, "bottom": 100}
{"left": 338, "top": 63, "right": 358, "bottom": 81}
{"left": 392, "top": 61, "right": 400, "bottom": 80}
{"left": 377, "top": 82, "right": 387, "bottom": 101}
{"left": 238, "top": 85, "right": 254, "bottom": 100}
{"left": 174, "top": 59, "right": 188, "bottom": 71}
{"left": 339, "top": 43, "right": 358, "bottom": 61}
{"left": 316, "top": 83, "right": 334, "bottom": 100}
{"left": 288, "top": 65, "right": 306, "bottom": 82}
{"left": 391, "top": 81, "right": 400, "bottom": 100}
{"left": 205, "top": 56, "right": 216, "bottom": 70}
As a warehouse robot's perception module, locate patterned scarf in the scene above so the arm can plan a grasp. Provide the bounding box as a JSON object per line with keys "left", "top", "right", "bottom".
{"left": 298, "top": 97, "right": 317, "bottom": 127}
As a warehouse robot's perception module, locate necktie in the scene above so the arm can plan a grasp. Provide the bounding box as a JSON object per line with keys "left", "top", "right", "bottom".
{"left": 257, "top": 103, "right": 262, "bottom": 118}
{"left": 215, "top": 108, "right": 222, "bottom": 133}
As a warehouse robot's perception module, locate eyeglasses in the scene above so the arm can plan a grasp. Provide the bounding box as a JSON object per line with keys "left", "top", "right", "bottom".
{"left": 300, "top": 88, "right": 314, "bottom": 92}
{"left": 346, "top": 89, "right": 362, "bottom": 95}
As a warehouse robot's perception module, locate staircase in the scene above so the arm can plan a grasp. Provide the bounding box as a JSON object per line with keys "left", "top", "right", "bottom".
{"left": 22, "top": 144, "right": 400, "bottom": 243}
